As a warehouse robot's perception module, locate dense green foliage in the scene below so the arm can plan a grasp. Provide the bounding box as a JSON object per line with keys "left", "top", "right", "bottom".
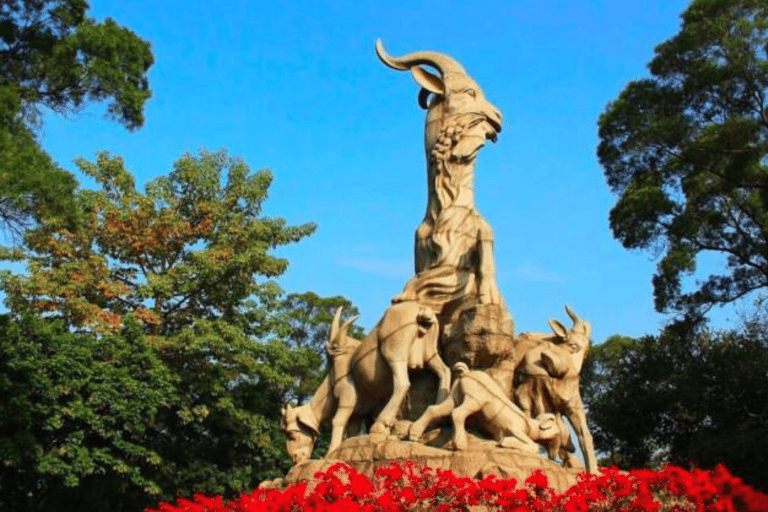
{"left": 0, "top": 312, "right": 174, "bottom": 512}
{"left": 0, "top": 0, "right": 153, "bottom": 235}
{"left": 593, "top": 0, "right": 768, "bottom": 491}
{"left": 0, "top": 147, "right": 356, "bottom": 511}
{"left": 598, "top": 0, "right": 768, "bottom": 315}
{"left": 584, "top": 317, "right": 768, "bottom": 492}
{"left": 0, "top": 6, "right": 358, "bottom": 509}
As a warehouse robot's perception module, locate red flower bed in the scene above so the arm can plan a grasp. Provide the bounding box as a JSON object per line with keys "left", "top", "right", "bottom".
{"left": 147, "top": 461, "right": 768, "bottom": 512}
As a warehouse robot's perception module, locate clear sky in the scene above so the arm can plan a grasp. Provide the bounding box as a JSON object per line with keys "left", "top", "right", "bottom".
{"left": 38, "top": 0, "right": 745, "bottom": 343}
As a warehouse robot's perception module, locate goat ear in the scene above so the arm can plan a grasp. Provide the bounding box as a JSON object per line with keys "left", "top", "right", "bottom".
{"left": 549, "top": 319, "right": 568, "bottom": 338}
{"left": 410, "top": 66, "right": 445, "bottom": 96}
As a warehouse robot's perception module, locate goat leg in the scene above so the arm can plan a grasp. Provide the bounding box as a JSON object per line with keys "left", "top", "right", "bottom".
{"left": 327, "top": 404, "right": 354, "bottom": 457}
{"left": 409, "top": 394, "right": 455, "bottom": 441}
{"left": 451, "top": 395, "right": 481, "bottom": 450}
{"left": 371, "top": 362, "right": 410, "bottom": 434}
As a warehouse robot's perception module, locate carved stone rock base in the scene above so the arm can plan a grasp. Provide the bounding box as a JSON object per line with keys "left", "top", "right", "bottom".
{"left": 278, "top": 433, "right": 581, "bottom": 493}
{"left": 442, "top": 303, "right": 515, "bottom": 368}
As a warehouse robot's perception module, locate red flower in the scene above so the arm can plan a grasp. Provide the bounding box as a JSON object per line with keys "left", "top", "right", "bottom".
{"left": 146, "top": 461, "right": 768, "bottom": 512}
{"left": 524, "top": 469, "right": 549, "bottom": 490}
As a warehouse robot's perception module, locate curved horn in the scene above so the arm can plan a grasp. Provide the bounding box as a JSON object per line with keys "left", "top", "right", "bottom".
{"left": 375, "top": 39, "right": 466, "bottom": 76}
{"left": 340, "top": 315, "right": 360, "bottom": 338}
{"left": 565, "top": 305, "right": 590, "bottom": 335}
{"left": 565, "top": 305, "right": 580, "bottom": 325}
{"left": 329, "top": 306, "right": 343, "bottom": 342}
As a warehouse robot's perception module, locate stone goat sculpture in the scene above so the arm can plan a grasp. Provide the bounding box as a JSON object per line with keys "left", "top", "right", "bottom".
{"left": 376, "top": 40, "right": 507, "bottom": 326}
{"left": 408, "top": 362, "right": 561, "bottom": 454}
{"left": 280, "top": 301, "right": 452, "bottom": 463}
{"left": 513, "top": 306, "right": 598, "bottom": 473}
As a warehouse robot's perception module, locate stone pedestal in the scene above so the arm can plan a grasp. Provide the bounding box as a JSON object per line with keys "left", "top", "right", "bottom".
{"left": 279, "top": 433, "right": 581, "bottom": 493}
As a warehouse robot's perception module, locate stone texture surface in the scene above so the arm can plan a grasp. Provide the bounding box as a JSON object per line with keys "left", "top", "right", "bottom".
{"left": 442, "top": 303, "right": 515, "bottom": 369}
{"left": 376, "top": 39, "right": 512, "bottom": 335}
{"left": 277, "top": 40, "right": 599, "bottom": 489}
{"left": 280, "top": 434, "right": 581, "bottom": 493}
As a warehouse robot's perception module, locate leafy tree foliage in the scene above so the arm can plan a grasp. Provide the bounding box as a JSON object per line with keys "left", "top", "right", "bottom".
{"left": 2, "top": 149, "right": 316, "bottom": 334}
{"left": 1, "top": 0, "right": 152, "bottom": 128}
{"left": 598, "top": 0, "right": 768, "bottom": 315}
{"left": 277, "top": 291, "right": 364, "bottom": 351}
{"left": 0, "top": 0, "right": 153, "bottom": 234}
{"left": 0, "top": 312, "right": 174, "bottom": 512}
{"left": 583, "top": 318, "right": 768, "bottom": 492}
{"left": 0, "top": 122, "right": 77, "bottom": 236}
{"left": 144, "top": 318, "right": 306, "bottom": 502}
{"left": 0, "top": 310, "right": 313, "bottom": 512}
{"left": 0, "top": 149, "right": 348, "bottom": 510}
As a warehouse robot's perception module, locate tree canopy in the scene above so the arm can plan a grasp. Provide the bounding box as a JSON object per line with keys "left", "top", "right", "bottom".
{"left": 0, "top": 148, "right": 349, "bottom": 511}
{"left": 0, "top": 312, "right": 175, "bottom": 512}
{"left": 0, "top": 0, "right": 153, "bottom": 235}
{"left": 598, "top": 0, "right": 768, "bottom": 316}
{"left": 583, "top": 317, "right": 768, "bottom": 492}
{"left": 2, "top": 149, "right": 316, "bottom": 334}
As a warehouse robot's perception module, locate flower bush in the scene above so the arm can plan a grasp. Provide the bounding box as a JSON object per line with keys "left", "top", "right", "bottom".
{"left": 146, "top": 461, "right": 768, "bottom": 512}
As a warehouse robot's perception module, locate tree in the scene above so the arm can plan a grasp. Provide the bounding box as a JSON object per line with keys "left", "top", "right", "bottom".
{"left": 0, "top": 311, "right": 175, "bottom": 512}
{"left": 598, "top": 0, "right": 768, "bottom": 316}
{"left": 0, "top": 149, "right": 325, "bottom": 509}
{"left": 0, "top": 310, "right": 315, "bottom": 512}
{"left": 2, "top": 149, "right": 316, "bottom": 334}
{"left": 583, "top": 319, "right": 768, "bottom": 492}
{"left": 0, "top": 0, "right": 153, "bottom": 235}
{"left": 277, "top": 291, "right": 365, "bottom": 352}
{"left": 0, "top": 122, "right": 77, "bottom": 236}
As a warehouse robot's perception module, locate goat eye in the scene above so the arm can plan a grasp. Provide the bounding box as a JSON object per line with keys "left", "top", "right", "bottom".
{"left": 464, "top": 88, "right": 476, "bottom": 97}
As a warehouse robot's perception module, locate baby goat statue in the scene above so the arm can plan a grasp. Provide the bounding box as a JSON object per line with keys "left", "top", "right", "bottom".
{"left": 408, "top": 361, "right": 562, "bottom": 454}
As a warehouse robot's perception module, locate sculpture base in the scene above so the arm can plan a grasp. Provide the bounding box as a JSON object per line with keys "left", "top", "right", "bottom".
{"left": 277, "top": 432, "right": 582, "bottom": 493}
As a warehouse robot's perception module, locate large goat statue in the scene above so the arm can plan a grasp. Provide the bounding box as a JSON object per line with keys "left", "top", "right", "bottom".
{"left": 281, "top": 301, "right": 451, "bottom": 463}
{"left": 376, "top": 40, "right": 507, "bottom": 321}
{"left": 514, "top": 306, "right": 598, "bottom": 473}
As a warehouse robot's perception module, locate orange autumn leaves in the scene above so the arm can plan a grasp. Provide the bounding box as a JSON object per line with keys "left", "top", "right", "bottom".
{"left": 3, "top": 149, "right": 315, "bottom": 334}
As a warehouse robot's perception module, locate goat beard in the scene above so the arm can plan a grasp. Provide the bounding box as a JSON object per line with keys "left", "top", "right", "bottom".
{"left": 451, "top": 118, "right": 497, "bottom": 161}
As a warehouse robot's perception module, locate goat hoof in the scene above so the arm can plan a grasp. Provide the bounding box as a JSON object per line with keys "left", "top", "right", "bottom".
{"left": 407, "top": 426, "right": 423, "bottom": 442}
{"left": 370, "top": 422, "right": 389, "bottom": 435}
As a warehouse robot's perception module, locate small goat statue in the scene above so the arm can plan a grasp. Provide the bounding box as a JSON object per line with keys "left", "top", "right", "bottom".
{"left": 376, "top": 40, "right": 507, "bottom": 326}
{"left": 408, "top": 362, "right": 562, "bottom": 454}
{"left": 513, "top": 306, "right": 598, "bottom": 473}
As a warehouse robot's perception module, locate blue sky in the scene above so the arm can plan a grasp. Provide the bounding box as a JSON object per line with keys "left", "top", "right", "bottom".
{"left": 37, "top": 0, "right": 748, "bottom": 343}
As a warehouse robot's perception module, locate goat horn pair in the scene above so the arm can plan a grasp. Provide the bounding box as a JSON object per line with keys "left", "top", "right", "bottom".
{"left": 375, "top": 39, "right": 466, "bottom": 76}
